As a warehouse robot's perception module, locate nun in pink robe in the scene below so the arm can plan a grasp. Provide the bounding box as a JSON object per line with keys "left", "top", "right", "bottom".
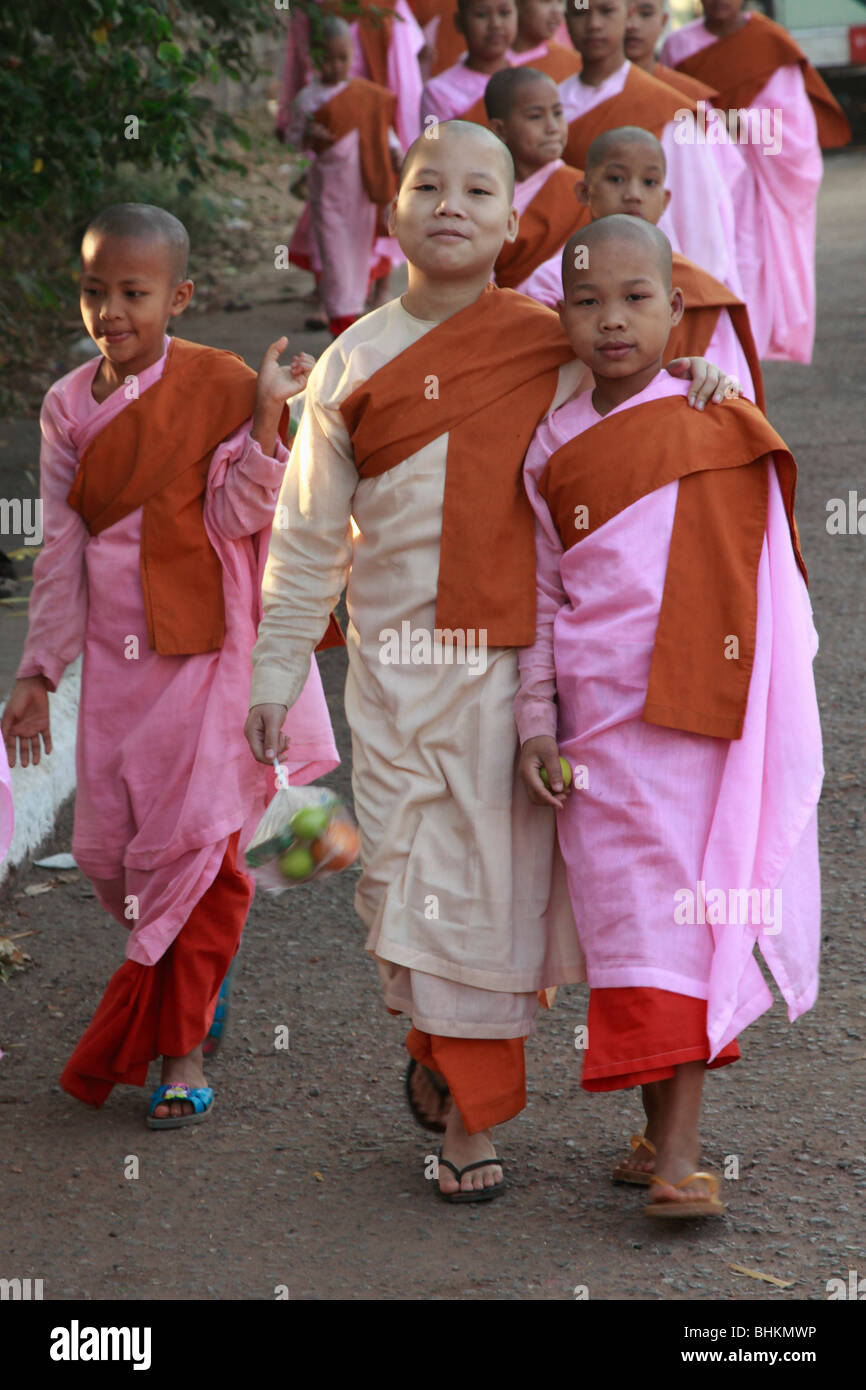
{"left": 661, "top": 16, "right": 823, "bottom": 363}
{"left": 290, "top": 80, "right": 403, "bottom": 330}
{"left": 515, "top": 370, "right": 823, "bottom": 1062}
{"left": 17, "top": 339, "right": 338, "bottom": 972}
{"left": 276, "top": 2, "right": 424, "bottom": 147}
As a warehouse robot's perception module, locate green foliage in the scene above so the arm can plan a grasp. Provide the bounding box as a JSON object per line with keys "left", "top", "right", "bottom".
{"left": 0, "top": 1, "right": 278, "bottom": 219}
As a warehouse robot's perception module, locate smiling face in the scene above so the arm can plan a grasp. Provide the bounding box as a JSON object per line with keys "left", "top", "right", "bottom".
{"left": 490, "top": 73, "right": 567, "bottom": 177}
{"left": 79, "top": 232, "right": 193, "bottom": 376}
{"left": 516, "top": 0, "right": 566, "bottom": 45}
{"left": 390, "top": 126, "right": 517, "bottom": 284}
{"left": 565, "top": 0, "right": 627, "bottom": 66}
{"left": 624, "top": 0, "right": 667, "bottom": 67}
{"left": 559, "top": 225, "right": 682, "bottom": 390}
{"left": 581, "top": 138, "right": 669, "bottom": 224}
{"left": 458, "top": 0, "right": 519, "bottom": 61}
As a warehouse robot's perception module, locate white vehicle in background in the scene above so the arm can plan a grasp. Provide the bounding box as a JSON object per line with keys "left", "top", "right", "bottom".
{"left": 771, "top": 0, "right": 866, "bottom": 68}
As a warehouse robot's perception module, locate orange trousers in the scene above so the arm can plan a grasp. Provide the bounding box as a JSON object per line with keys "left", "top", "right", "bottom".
{"left": 406, "top": 1026, "right": 527, "bottom": 1134}
{"left": 581, "top": 986, "right": 741, "bottom": 1092}
{"left": 60, "top": 831, "right": 252, "bottom": 1107}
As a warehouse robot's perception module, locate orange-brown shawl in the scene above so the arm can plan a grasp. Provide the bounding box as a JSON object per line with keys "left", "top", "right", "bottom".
{"left": 538, "top": 393, "right": 805, "bottom": 739}
{"left": 495, "top": 164, "right": 589, "bottom": 290}
{"left": 340, "top": 286, "right": 575, "bottom": 645}
{"left": 672, "top": 13, "right": 851, "bottom": 149}
{"left": 667, "top": 252, "right": 766, "bottom": 412}
{"left": 563, "top": 64, "right": 697, "bottom": 170}
{"left": 314, "top": 77, "right": 398, "bottom": 207}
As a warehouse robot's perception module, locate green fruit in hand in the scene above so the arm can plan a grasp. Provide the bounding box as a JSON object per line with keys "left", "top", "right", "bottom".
{"left": 539, "top": 755, "right": 573, "bottom": 790}
{"left": 290, "top": 806, "right": 331, "bottom": 840}
{"left": 278, "top": 845, "right": 316, "bottom": 880}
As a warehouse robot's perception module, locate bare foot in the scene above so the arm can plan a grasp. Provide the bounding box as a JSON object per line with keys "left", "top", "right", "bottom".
{"left": 615, "top": 1132, "right": 657, "bottom": 1179}
{"left": 151, "top": 1045, "right": 207, "bottom": 1120}
{"left": 438, "top": 1109, "right": 503, "bottom": 1195}
{"left": 408, "top": 1062, "right": 453, "bottom": 1130}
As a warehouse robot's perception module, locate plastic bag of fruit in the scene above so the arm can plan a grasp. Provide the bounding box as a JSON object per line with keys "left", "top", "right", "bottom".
{"left": 244, "top": 761, "right": 361, "bottom": 893}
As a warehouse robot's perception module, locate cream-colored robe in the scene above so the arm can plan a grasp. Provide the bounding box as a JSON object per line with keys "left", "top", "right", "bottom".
{"left": 250, "top": 298, "right": 587, "bottom": 1037}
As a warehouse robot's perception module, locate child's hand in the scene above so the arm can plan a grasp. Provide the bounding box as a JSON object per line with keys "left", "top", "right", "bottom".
{"left": 256, "top": 337, "right": 312, "bottom": 407}
{"left": 252, "top": 338, "right": 314, "bottom": 454}
{"left": 287, "top": 351, "right": 315, "bottom": 393}
{"left": 1, "top": 676, "right": 52, "bottom": 768}
{"left": 665, "top": 357, "right": 740, "bottom": 411}
{"left": 244, "top": 703, "right": 289, "bottom": 765}
{"left": 519, "top": 736, "right": 570, "bottom": 809}
{"left": 307, "top": 120, "right": 335, "bottom": 154}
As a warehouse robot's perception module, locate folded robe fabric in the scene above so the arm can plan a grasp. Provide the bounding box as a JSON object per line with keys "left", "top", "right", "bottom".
{"left": 652, "top": 60, "right": 717, "bottom": 104}
{"left": 537, "top": 393, "right": 806, "bottom": 739}
{"left": 314, "top": 76, "right": 398, "bottom": 208}
{"left": 667, "top": 251, "right": 766, "bottom": 411}
{"left": 494, "top": 163, "right": 590, "bottom": 290}
{"left": 339, "top": 285, "right": 575, "bottom": 647}
{"left": 67, "top": 337, "right": 260, "bottom": 657}
{"left": 67, "top": 336, "right": 344, "bottom": 656}
{"left": 563, "top": 63, "right": 697, "bottom": 170}
{"left": 671, "top": 12, "right": 851, "bottom": 150}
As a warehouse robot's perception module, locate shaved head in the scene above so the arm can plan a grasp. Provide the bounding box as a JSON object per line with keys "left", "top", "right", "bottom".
{"left": 563, "top": 213, "right": 672, "bottom": 291}
{"left": 484, "top": 65, "right": 556, "bottom": 122}
{"left": 586, "top": 126, "right": 667, "bottom": 176}
{"left": 399, "top": 120, "right": 515, "bottom": 198}
{"left": 83, "top": 203, "right": 190, "bottom": 282}
{"left": 321, "top": 15, "right": 352, "bottom": 41}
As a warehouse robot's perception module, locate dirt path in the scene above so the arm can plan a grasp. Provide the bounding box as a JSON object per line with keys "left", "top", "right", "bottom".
{"left": 1, "top": 153, "right": 864, "bottom": 1304}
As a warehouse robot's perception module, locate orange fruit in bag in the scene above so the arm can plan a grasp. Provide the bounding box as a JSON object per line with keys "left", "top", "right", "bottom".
{"left": 311, "top": 819, "right": 361, "bottom": 871}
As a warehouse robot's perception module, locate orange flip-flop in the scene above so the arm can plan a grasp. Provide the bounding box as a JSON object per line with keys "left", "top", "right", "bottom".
{"left": 612, "top": 1132, "right": 657, "bottom": 1186}
{"left": 644, "top": 1171, "right": 725, "bottom": 1219}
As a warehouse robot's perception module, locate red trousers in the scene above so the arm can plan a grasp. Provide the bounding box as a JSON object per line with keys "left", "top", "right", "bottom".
{"left": 406, "top": 1026, "right": 527, "bottom": 1134}
{"left": 60, "top": 832, "right": 252, "bottom": 1107}
{"left": 581, "top": 986, "right": 741, "bottom": 1092}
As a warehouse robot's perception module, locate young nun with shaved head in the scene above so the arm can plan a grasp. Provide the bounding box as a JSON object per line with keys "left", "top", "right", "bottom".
{"left": 245, "top": 120, "right": 738, "bottom": 1202}
{"left": 624, "top": 0, "right": 718, "bottom": 103}
{"left": 2, "top": 204, "right": 338, "bottom": 1126}
{"left": 486, "top": 67, "right": 590, "bottom": 307}
{"left": 511, "top": 0, "right": 582, "bottom": 81}
{"left": 661, "top": 0, "right": 850, "bottom": 363}
{"left": 517, "top": 215, "right": 822, "bottom": 1217}
{"left": 578, "top": 125, "right": 764, "bottom": 406}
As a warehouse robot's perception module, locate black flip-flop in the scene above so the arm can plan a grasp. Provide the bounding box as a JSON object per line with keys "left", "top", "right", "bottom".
{"left": 405, "top": 1058, "right": 451, "bottom": 1134}
{"left": 436, "top": 1153, "right": 507, "bottom": 1204}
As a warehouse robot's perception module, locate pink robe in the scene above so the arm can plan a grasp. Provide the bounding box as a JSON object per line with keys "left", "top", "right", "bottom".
{"left": 559, "top": 62, "right": 745, "bottom": 296}
{"left": 0, "top": 739, "right": 12, "bottom": 872}
{"left": 661, "top": 17, "right": 822, "bottom": 363}
{"left": 507, "top": 160, "right": 573, "bottom": 309}
{"left": 291, "top": 79, "right": 399, "bottom": 320}
{"left": 516, "top": 371, "right": 822, "bottom": 1058}
{"left": 421, "top": 52, "right": 517, "bottom": 122}
{"left": 18, "top": 340, "right": 338, "bottom": 967}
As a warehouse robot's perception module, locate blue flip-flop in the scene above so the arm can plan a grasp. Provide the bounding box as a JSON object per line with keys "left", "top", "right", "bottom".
{"left": 146, "top": 1083, "right": 214, "bottom": 1130}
